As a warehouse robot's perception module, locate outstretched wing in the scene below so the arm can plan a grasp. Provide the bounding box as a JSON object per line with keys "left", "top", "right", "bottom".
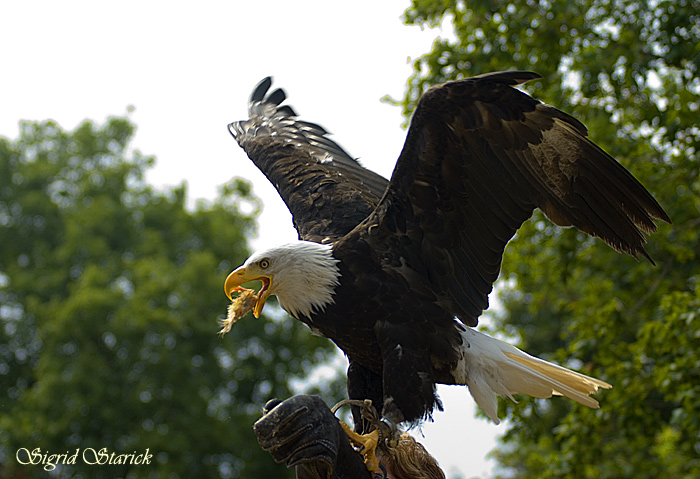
{"left": 360, "top": 71, "right": 670, "bottom": 326}
{"left": 229, "top": 77, "right": 389, "bottom": 243}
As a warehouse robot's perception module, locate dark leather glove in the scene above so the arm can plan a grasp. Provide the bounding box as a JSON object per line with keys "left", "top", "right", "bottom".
{"left": 253, "top": 395, "right": 373, "bottom": 479}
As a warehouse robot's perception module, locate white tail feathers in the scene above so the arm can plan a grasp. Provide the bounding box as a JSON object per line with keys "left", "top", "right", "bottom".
{"left": 451, "top": 327, "right": 612, "bottom": 424}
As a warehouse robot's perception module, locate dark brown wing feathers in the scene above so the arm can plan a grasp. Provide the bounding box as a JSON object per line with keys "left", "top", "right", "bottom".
{"left": 229, "top": 77, "right": 389, "bottom": 243}
{"left": 359, "top": 71, "right": 669, "bottom": 326}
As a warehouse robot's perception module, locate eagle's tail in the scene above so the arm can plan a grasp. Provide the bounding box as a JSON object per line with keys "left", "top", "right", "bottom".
{"left": 452, "top": 327, "right": 611, "bottom": 424}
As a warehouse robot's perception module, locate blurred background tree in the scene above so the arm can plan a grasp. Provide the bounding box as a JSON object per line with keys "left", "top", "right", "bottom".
{"left": 397, "top": 0, "right": 699, "bottom": 478}
{"left": 0, "top": 118, "right": 341, "bottom": 478}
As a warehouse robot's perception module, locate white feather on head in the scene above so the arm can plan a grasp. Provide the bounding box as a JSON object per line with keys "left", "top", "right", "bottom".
{"left": 244, "top": 241, "right": 341, "bottom": 319}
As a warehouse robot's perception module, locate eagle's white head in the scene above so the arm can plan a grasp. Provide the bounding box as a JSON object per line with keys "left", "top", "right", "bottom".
{"left": 224, "top": 241, "right": 341, "bottom": 319}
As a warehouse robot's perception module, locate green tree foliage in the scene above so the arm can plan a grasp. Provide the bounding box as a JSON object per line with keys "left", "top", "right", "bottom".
{"left": 0, "top": 118, "right": 339, "bottom": 478}
{"left": 398, "top": 1, "right": 699, "bottom": 477}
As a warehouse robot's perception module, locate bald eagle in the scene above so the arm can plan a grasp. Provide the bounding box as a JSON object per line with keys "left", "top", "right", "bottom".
{"left": 224, "top": 73, "right": 669, "bottom": 466}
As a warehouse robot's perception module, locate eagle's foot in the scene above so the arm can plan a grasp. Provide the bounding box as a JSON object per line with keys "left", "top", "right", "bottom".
{"left": 339, "top": 421, "right": 381, "bottom": 473}
{"left": 332, "top": 399, "right": 401, "bottom": 473}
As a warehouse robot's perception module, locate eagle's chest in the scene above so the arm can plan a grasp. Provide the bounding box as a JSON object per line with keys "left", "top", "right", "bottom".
{"left": 299, "top": 295, "right": 384, "bottom": 370}
{"left": 295, "top": 268, "right": 439, "bottom": 374}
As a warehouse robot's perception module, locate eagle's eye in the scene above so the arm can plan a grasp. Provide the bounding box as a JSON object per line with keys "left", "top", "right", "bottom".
{"left": 258, "top": 258, "right": 270, "bottom": 269}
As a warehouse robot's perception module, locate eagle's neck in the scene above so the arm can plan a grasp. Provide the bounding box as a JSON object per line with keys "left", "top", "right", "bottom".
{"left": 273, "top": 241, "right": 341, "bottom": 320}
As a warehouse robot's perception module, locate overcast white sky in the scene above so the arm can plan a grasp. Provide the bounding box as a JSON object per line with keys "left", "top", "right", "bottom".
{"left": 2, "top": 1, "right": 506, "bottom": 476}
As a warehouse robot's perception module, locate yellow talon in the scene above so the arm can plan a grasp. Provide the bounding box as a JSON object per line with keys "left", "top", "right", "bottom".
{"left": 339, "top": 420, "right": 380, "bottom": 473}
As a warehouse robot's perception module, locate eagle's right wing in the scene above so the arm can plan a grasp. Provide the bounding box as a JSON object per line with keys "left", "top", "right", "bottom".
{"left": 229, "top": 77, "right": 389, "bottom": 244}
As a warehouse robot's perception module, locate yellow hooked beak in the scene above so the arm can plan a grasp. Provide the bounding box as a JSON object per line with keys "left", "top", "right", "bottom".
{"left": 224, "top": 266, "right": 272, "bottom": 318}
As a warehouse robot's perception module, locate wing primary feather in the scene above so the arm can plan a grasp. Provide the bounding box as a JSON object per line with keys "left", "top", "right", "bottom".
{"left": 266, "top": 88, "right": 287, "bottom": 106}
{"left": 575, "top": 157, "right": 657, "bottom": 234}
{"left": 276, "top": 105, "right": 297, "bottom": 117}
{"left": 249, "top": 76, "right": 272, "bottom": 103}
{"left": 578, "top": 144, "right": 670, "bottom": 227}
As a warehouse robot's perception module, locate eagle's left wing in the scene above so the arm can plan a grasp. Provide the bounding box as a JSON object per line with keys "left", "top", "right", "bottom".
{"left": 359, "top": 71, "right": 670, "bottom": 326}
